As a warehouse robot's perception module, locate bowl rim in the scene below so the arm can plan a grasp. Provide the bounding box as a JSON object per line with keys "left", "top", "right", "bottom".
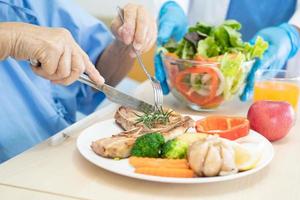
{"left": 255, "top": 69, "right": 300, "bottom": 81}
{"left": 161, "top": 52, "right": 255, "bottom": 65}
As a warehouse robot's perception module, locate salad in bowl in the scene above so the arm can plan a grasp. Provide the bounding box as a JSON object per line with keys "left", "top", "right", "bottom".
{"left": 160, "top": 20, "right": 268, "bottom": 111}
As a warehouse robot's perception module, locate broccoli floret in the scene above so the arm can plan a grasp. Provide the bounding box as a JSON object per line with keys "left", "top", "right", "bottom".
{"left": 131, "top": 132, "right": 165, "bottom": 158}
{"left": 162, "top": 139, "right": 189, "bottom": 159}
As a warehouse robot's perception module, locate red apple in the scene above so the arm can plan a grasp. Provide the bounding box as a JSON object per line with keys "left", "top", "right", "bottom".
{"left": 247, "top": 100, "right": 295, "bottom": 141}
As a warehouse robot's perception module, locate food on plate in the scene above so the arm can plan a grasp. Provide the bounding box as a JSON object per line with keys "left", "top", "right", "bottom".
{"left": 90, "top": 107, "right": 266, "bottom": 179}
{"left": 91, "top": 106, "right": 194, "bottom": 158}
{"left": 129, "top": 157, "right": 189, "bottom": 169}
{"left": 90, "top": 128, "right": 140, "bottom": 158}
{"left": 188, "top": 136, "right": 238, "bottom": 177}
{"left": 233, "top": 143, "right": 262, "bottom": 171}
{"left": 129, "top": 157, "right": 195, "bottom": 178}
{"left": 131, "top": 133, "right": 165, "bottom": 158}
{"left": 177, "top": 132, "right": 208, "bottom": 145}
{"left": 115, "top": 106, "right": 194, "bottom": 140}
{"left": 135, "top": 167, "right": 195, "bottom": 178}
{"left": 160, "top": 20, "right": 268, "bottom": 109}
{"left": 161, "top": 139, "right": 189, "bottom": 159}
{"left": 247, "top": 100, "right": 295, "bottom": 141}
{"left": 195, "top": 116, "right": 250, "bottom": 140}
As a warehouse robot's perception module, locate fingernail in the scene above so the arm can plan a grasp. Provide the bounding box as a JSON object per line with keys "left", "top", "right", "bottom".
{"left": 99, "top": 76, "right": 105, "bottom": 84}
{"left": 133, "top": 43, "right": 142, "bottom": 51}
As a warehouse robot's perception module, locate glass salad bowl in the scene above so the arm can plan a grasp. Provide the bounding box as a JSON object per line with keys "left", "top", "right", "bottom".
{"left": 161, "top": 53, "right": 255, "bottom": 111}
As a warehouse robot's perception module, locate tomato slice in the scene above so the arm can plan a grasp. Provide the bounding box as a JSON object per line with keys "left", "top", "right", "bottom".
{"left": 175, "top": 67, "right": 219, "bottom": 106}
{"left": 195, "top": 116, "right": 250, "bottom": 140}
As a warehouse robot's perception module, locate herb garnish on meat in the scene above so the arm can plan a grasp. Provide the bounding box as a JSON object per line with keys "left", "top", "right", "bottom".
{"left": 135, "top": 106, "right": 173, "bottom": 128}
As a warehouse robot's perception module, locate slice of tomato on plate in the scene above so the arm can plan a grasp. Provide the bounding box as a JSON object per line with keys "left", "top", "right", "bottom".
{"left": 175, "top": 67, "right": 219, "bottom": 106}
{"left": 195, "top": 116, "right": 250, "bottom": 140}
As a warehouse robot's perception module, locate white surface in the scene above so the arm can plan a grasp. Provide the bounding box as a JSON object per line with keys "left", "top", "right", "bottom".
{"left": 76, "top": 116, "right": 274, "bottom": 184}
{"left": 1, "top": 81, "right": 300, "bottom": 200}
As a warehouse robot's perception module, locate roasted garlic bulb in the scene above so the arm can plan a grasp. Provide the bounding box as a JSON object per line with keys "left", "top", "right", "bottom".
{"left": 188, "top": 136, "right": 238, "bottom": 177}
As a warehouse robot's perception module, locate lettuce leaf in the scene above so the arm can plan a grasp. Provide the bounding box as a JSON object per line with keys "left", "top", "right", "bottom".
{"left": 197, "top": 37, "right": 221, "bottom": 58}
{"left": 220, "top": 53, "right": 246, "bottom": 99}
{"left": 244, "top": 36, "right": 269, "bottom": 60}
{"left": 220, "top": 53, "right": 245, "bottom": 77}
{"left": 163, "top": 20, "right": 268, "bottom": 62}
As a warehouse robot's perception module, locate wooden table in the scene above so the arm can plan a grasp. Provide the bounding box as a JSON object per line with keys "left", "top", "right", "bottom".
{"left": 1, "top": 81, "right": 299, "bottom": 200}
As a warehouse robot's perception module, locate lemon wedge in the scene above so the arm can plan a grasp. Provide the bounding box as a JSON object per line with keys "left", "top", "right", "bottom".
{"left": 233, "top": 144, "right": 262, "bottom": 171}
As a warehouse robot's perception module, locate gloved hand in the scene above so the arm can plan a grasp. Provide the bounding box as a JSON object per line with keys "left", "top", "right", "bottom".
{"left": 154, "top": 1, "right": 188, "bottom": 94}
{"left": 240, "top": 23, "right": 300, "bottom": 101}
{"left": 0, "top": 22, "right": 104, "bottom": 85}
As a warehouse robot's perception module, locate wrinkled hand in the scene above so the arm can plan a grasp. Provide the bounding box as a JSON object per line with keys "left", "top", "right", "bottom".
{"left": 154, "top": 2, "right": 188, "bottom": 94}
{"left": 110, "top": 4, "right": 157, "bottom": 57}
{"left": 0, "top": 22, "right": 104, "bottom": 85}
{"left": 240, "top": 23, "right": 300, "bottom": 101}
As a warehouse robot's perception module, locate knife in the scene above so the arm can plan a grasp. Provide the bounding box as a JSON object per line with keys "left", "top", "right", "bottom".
{"left": 78, "top": 74, "right": 155, "bottom": 113}
{"left": 29, "top": 59, "right": 155, "bottom": 113}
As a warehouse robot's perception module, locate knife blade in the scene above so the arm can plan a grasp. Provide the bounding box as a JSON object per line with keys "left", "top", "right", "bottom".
{"left": 78, "top": 74, "right": 155, "bottom": 113}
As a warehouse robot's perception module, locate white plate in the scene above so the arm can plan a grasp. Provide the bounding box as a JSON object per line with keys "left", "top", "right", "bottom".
{"left": 77, "top": 116, "right": 274, "bottom": 184}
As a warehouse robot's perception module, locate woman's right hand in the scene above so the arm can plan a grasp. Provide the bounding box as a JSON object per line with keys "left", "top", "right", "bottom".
{"left": 0, "top": 22, "right": 104, "bottom": 85}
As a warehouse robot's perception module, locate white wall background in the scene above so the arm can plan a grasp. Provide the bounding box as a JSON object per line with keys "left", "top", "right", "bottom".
{"left": 74, "top": 0, "right": 155, "bottom": 17}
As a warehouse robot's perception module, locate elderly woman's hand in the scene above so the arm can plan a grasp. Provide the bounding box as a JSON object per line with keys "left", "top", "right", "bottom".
{"left": 110, "top": 4, "right": 157, "bottom": 57}
{"left": 0, "top": 22, "right": 104, "bottom": 85}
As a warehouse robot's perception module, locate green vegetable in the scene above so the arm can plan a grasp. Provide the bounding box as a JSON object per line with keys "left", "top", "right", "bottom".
{"left": 131, "top": 133, "right": 165, "bottom": 158}
{"left": 197, "top": 37, "right": 220, "bottom": 58}
{"left": 163, "top": 20, "right": 267, "bottom": 61}
{"left": 219, "top": 53, "right": 245, "bottom": 99}
{"left": 244, "top": 36, "right": 269, "bottom": 60}
{"left": 135, "top": 106, "right": 173, "bottom": 129}
{"left": 220, "top": 53, "right": 245, "bottom": 77}
{"left": 162, "top": 139, "right": 189, "bottom": 159}
{"left": 163, "top": 39, "right": 178, "bottom": 53}
{"left": 188, "top": 22, "right": 212, "bottom": 37}
{"left": 161, "top": 19, "right": 269, "bottom": 101}
{"left": 223, "top": 20, "right": 242, "bottom": 30}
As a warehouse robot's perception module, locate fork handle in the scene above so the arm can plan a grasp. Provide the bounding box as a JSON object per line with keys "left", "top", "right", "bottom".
{"left": 116, "top": 7, "right": 152, "bottom": 80}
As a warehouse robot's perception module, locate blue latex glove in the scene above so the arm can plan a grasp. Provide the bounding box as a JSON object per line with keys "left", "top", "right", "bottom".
{"left": 154, "top": 1, "right": 188, "bottom": 94}
{"left": 240, "top": 23, "right": 300, "bottom": 101}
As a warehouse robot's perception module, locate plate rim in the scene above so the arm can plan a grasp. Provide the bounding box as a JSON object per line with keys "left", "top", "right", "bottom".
{"left": 76, "top": 117, "right": 274, "bottom": 184}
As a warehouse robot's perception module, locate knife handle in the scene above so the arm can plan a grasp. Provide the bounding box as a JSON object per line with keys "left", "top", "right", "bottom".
{"left": 29, "top": 59, "right": 103, "bottom": 91}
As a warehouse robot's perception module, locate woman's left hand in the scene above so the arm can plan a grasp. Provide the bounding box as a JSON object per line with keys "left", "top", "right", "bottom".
{"left": 110, "top": 4, "right": 157, "bottom": 57}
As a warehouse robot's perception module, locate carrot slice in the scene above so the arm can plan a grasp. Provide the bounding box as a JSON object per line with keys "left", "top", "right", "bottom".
{"left": 135, "top": 167, "right": 195, "bottom": 178}
{"left": 129, "top": 157, "right": 189, "bottom": 169}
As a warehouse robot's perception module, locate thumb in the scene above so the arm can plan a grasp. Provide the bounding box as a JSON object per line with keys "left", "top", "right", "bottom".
{"left": 157, "top": 22, "right": 176, "bottom": 46}
{"left": 240, "top": 53, "right": 276, "bottom": 101}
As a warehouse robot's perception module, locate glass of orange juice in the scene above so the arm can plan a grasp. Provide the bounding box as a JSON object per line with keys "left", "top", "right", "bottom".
{"left": 253, "top": 69, "right": 300, "bottom": 110}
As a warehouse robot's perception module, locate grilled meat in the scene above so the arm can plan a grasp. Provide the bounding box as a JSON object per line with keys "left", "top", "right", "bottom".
{"left": 91, "top": 106, "right": 194, "bottom": 158}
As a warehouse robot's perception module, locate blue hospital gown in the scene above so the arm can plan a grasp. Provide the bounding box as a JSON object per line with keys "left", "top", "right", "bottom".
{"left": 0, "top": 0, "right": 113, "bottom": 162}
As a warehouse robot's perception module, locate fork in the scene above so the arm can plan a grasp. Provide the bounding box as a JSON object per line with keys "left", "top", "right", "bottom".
{"left": 117, "top": 7, "right": 163, "bottom": 109}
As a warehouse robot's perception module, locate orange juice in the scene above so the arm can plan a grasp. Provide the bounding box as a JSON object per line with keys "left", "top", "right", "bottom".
{"left": 254, "top": 81, "right": 300, "bottom": 110}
